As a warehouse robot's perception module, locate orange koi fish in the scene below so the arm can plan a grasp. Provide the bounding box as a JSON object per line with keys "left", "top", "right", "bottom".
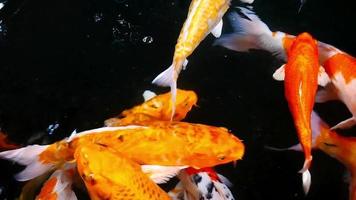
{"left": 169, "top": 167, "right": 234, "bottom": 200}
{"left": 0, "top": 122, "right": 244, "bottom": 182}
{"left": 105, "top": 89, "right": 197, "bottom": 126}
{"left": 36, "top": 164, "right": 77, "bottom": 200}
{"left": 152, "top": 0, "right": 231, "bottom": 118}
{"left": 75, "top": 142, "right": 171, "bottom": 200}
{"left": 283, "top": 32, "right": 320, "bottom": 194}
{"left": 216, "top": 7, "right": 356, "bottom": 130}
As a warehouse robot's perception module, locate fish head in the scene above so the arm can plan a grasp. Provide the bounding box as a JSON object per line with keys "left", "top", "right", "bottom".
{"left": 171, "top": 89, "right": 198, "bottom": 121}
{"left": 288, "top": 32, "right": 318, "bottom": 56}
{"left": 186, "top": 127, "right": 245, "bottom": 168}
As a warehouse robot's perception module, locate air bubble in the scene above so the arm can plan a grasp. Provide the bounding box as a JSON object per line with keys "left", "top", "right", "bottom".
{"left": 142, "top": 36, "right": 153, "bottom": 44}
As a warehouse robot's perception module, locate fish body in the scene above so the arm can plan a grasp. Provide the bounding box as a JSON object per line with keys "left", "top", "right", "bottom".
{"left": 283, "top": 32, "right": 319, "bottom": 193}
{"left": 0, "top": 122, "right": 244, "bottom": 181}
{"left": 315, "top": 50, "right": 356, "bottom": 130}
{"left": 75, "top": 143, "right": 171, "bottom": 200}
{"left": 152, "top": 0, "right": 231, "bottom": 117}
{"left": 105, "top": 89, "right": 197, "bottom": 126}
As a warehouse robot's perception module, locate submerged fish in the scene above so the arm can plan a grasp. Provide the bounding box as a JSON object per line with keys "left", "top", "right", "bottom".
{"left": 216, "top": 7, "right": 356, "bottom": 130}
{"left": 169, "top": 167, "right": 234, "bottom": 200}
{"left": 105, "top": 89, "right": 198, "bottom": 126}
{"left": 152, "top": 0, "right": 231, "bottom": 118}
{"left": 0, "top": 131, "right": 19, "bottom": 150}
{"left": 0, "top": 122, "right": 244, "bottom": 182}
{"left": 75, "top": 142, "right": 171, "bottom": 200}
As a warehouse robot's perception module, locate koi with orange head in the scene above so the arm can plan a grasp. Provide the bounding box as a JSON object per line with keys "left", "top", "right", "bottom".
{"left": 105, "top": 89, "right": 198, "bottom": 126}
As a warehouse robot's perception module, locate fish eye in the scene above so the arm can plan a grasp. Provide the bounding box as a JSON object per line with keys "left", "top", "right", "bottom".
{"left": 218, "top": 155, "right": 226, "bottom": 160}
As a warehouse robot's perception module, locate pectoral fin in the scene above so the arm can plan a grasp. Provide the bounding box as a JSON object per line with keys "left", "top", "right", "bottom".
{"left": 331, "top": 117, "right": 356, "bottom": 130}
{"left": 211, "top": 19, "right": 223, "bottom": 38}
{"left": 141, "top": 165, "right": 187, "bottom": 184}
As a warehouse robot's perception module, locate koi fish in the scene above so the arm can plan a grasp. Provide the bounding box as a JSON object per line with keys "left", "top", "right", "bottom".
{"left": 169, "top": 167, "right": 234, "bottom": 200}
{"left": 0, "top": 122, "right": 244, "bottom": 182}
{"left": 216, "top": 7, "right": 356, "bottom": 130}
{"left": 152, "top": 0, "right": 231, "bottom": 118}
{"left": 105, "top": 89, "right": 198, "bottom": 126}
{"left": 36, "top": 164, "right": 77, "bottom": 200}
{"left": 75, "top": 142, "right": 171, "bottom": 200}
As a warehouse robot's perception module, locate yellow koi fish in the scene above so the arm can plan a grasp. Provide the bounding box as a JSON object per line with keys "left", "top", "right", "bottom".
{"left": 152, "top": 0, "right": 231, "bottom": 118}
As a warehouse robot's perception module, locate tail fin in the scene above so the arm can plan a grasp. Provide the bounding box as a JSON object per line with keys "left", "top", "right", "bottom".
{"left": 0, "top": 145, "right": 54, "bottom": 181}
{"left": 214, "top": 7, "right": 282, "bottom": 55}
{"left": 152, "top": 64, "right": 177, "bottom": 120}
{"left": 299, "top": 158, "right": 312, "bottom": 195}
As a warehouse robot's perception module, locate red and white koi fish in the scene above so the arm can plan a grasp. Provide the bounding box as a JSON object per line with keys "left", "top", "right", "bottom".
{"left": 215, "top": 7, "right": 356, "bottom": 130}
{"left": 169, "top": 167, "right": 234, "bottom": 200}
{"left": 152, "top": 0, "right": 231, "bottom": 118}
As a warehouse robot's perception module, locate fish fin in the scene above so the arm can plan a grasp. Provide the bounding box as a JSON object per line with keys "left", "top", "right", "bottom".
{"left": 265, "top": 144, "right": 303, "bottom": 152}
{"left": 331, "top": 117, "right": 356, "bottom": 130}
{"left": 214, "top": 181, "right": 235, "bottom": 200}
{"left": 315, "top": 84, "right": 338, "bottom": 103}
{"left": 317, "top": 66, "right": 331, "bottom": 87}
{"left": 299, "top": 158, "right": 312, "bottom": 194}
{"left": 182, "top": 59, "right": 189, "bottom": 70}
{"left": 217, "top": 174, "right": 233, "bottom": 187}
{"left": 142, "top": 90, "right": 157, "bottom": 102}
{"left": 37, "top": 167, "right": 78, "bottom": 200}
{"left": 152, "top": 65, "right": 177, "bottom": 120}
{"left": 214, "top": 7, "right": 281, "bottom": 55}
{"left": 211, "top": 19, "right": 223, "bottom": 38}
{"left": 272, "top": 64, "right": 285, "bottom": 81}
{"left": 141, "top": 165, "right": 187, "bottom": 184}
{"left": 239, "top": 0, "right": 254, "bottom": 3}
{"left": 168, "top": 182, "right": 184, "bottom": 200}
{"left": 0, "top": 145, "right": 55, "bottom": 181}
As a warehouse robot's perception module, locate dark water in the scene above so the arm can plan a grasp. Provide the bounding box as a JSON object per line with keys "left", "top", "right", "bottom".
{"left": 0, "top": 0, "right": 355, "bottom": 199}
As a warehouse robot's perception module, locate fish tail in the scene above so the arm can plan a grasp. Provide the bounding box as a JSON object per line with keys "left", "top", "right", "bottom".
{"left": 299, "top": 156, "right": 312, "bottom": 195}
{"left": 214, "top": 7, "right": 281, "bottom": 55}
{"left": 152, "top": 61, "right": 183, "bottom": 120}
{"left": 0, "top": 145, "right": 55, "bottom": 181}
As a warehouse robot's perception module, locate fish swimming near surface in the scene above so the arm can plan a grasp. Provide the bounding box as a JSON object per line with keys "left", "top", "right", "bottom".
{"left": 215, "top": 7, "right": 356, "bottom": 130}
{"left": 217, "top": 13, "right": 322, "bottom": 192}
{"left": 152, "top": 0, "right": 231, "bottom": 118}
{"left": 0, "top": 122, "right": 244, "bottom": 184}
{"left": 105, "top": 89, "right": 198, "bottom": 126}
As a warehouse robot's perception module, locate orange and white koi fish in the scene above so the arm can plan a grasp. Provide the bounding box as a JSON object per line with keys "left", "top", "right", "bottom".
{"left": 152, "top": 0, "right": 231, "bottom": 118}
{"left": 75, "top": 142, "right": 171, "bottom": 200}
{"left": 0, "top": 122, "right": 244, "bottom": 183}
{"left": 216, "top": 7, "right": 356, "bottom": 130}
{"left": 105, "top": 89, "right": 198, "bottom": 126}
{"left": 169, "top": 167, "right": 234, "bottom": 200}
{"left": 36, "top": 164, "right": 77, "bottom": 200}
